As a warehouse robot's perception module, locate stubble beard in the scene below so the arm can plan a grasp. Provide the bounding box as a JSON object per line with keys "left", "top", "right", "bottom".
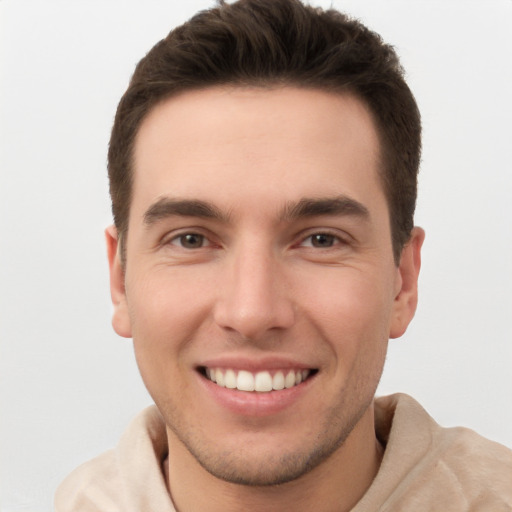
{"left": 162, "top": 392, "right": 374, "bottom": 487}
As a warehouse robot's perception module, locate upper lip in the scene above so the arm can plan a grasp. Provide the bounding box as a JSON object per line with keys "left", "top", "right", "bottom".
{"left": 198, "top": 355, "right": 317, "bottom": 372}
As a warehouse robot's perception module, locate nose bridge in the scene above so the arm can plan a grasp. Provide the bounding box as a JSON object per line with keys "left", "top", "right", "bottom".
{"left": 214, "top": 236, "right": 294, "bottom": 339}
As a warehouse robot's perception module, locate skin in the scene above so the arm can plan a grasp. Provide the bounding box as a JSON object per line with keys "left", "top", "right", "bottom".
{"left": 107, "top": 86, "right": 424, "bottom": 512}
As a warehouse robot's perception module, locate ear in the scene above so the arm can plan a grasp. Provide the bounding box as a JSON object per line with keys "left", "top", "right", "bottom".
{"left": 389, "top": 227, "right": 425, "bottom": 339}
{"left": 105, "top": 225, "right": 132, "bottom": 338}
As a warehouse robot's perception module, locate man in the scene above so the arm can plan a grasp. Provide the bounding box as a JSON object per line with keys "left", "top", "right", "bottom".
{"left": 55, "top": 0, "right": 512, "bottom": 510}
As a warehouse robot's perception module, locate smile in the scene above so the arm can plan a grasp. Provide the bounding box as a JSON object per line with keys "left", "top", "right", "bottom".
{"left": 202, "top": 367, "right": 315, "bottom": 392}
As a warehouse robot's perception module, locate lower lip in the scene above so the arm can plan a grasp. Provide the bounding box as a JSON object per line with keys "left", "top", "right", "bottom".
{"left": 197, "top": 371, "right": 316, "bottom": 417}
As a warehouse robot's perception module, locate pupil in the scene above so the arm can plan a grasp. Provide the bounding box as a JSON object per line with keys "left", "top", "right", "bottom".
{"left": 312, "top": 234, "right": 334, "bottom": 247}
{"left": 182, "top": 234, "right": 203, "bottom": 248}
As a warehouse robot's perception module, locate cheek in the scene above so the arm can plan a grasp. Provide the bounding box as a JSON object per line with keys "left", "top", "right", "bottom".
{"left": 128, "top": 267, "right": 213, "bottom": 333}
{"left": 126, "top": 269, "right": 214, "bottom": 377}
{"left": 297, "top": 267, "right": 395, "bottom": 362}
{"left": 303, "top": 267, "right": 394, "bottom": 326}
{"left": 126, "top": 277, "right": 205, "bottom": 408}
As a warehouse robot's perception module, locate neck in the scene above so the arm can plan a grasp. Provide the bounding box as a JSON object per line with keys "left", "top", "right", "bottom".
{"left": 164, "top": 406, "right": 383, "bottom": 512}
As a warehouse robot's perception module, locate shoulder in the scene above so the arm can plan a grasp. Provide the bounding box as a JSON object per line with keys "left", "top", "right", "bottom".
{"left": 429, "top": 423, "right": 512, "bottom": 508}
{"left": 364, "top": 394, "right": 512, "bottom": 511}
{"left": 54, "top": 405, "right": 171, "bottom": 512}
{"left": 54, "top": 449, "right": 123, "bottom": 512}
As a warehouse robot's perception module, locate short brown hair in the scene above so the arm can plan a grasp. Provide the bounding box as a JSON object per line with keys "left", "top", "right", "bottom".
{"left": 108, "top": 0, "right": 421, "bottom": 263}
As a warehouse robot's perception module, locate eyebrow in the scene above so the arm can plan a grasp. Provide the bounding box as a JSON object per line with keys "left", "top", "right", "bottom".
{"left": 143, "top": 195, "right": 369, "bottom": 227}
{"left": 143, "top": 198, "right": 230, "bottom": 226}
{"left": 282, "top": 196, "right": 370, "bottom": 221}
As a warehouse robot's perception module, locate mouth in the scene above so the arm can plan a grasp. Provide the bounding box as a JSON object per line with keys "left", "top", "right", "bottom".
{"left": 199, "top": 366, "right": 318, "bottom": 393}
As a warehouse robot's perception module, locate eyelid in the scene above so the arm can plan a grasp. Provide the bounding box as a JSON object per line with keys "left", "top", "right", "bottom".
{"left": 161, "top": 227, "right": 218, "bottom": 249}
{"left": 170, "top": 233, "right": 208, "bottom": 248}
{"left": 296, "top": 228, "right": 352, "bottom": 247}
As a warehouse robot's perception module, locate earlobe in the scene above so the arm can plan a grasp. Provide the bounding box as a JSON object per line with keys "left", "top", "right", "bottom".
{"left": 389, "top": 227, "right": 425, "bottom": 339}
{"left": 105, "top": 225, "right": 132, "bottom": 338}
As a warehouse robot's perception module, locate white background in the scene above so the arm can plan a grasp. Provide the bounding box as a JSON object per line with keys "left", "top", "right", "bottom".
{"left": 1, "top": 1, "right": 511, "bottom": 510}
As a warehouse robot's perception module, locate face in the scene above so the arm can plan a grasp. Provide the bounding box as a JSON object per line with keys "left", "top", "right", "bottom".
{"left": 108, "top": 87, "right": 422, "bottom": 486}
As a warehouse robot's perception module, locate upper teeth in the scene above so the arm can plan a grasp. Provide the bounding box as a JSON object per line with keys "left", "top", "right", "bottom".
{"left": 205, "top": 368, "right": 311, "bottom": 392}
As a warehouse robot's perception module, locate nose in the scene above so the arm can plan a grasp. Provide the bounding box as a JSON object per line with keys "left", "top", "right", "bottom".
{"left": 213, "top": 242, "right": 295, "bottom": 341}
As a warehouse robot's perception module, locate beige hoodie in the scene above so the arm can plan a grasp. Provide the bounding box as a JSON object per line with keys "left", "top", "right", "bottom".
{"left": 55, "top": 394, "right": 512, "bottom": 511}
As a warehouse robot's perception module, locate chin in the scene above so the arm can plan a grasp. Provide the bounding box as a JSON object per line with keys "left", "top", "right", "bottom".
{"left": 167, "top": 410, "right": 359, "bottom": 488}
{"left": 193, "top": 442, "right": 340, "bottom": 487}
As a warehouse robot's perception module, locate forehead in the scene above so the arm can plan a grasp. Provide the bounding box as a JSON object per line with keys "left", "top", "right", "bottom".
{"left": 131, "top": 86, "right": 385, "bottom": 220}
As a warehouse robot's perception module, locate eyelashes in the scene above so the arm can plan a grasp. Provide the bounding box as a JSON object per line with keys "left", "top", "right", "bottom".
{"left": 298, "top": 232, "right": 347, "bottom": 249}
{"left": 164, "top": 229, "right": 350, "bottom": 251}
{"left": 169, "top": 233, "right": 209, "bottom": 249}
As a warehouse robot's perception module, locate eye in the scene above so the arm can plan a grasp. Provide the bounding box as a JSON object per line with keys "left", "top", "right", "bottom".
{"left": 301, "top": 233, "right": 339, "bottom": 248}
{"left": 170, "top": 233, "right": 207, "bottom": 249}
{"left": 310, "top": 233, "right": 336, "bottom": 248}
{"left": 299, "top": 232, "right": 348, "bottom": 249}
